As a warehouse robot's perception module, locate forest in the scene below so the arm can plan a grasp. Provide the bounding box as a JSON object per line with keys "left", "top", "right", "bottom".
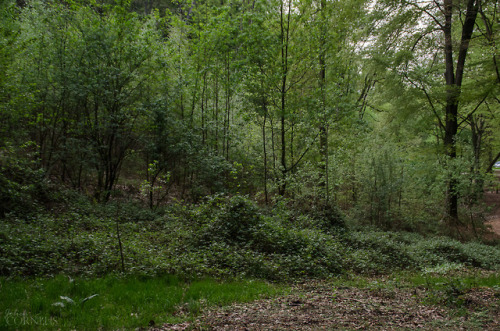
{"left": 1, "top": 0, "right": 500, "bottom": 329}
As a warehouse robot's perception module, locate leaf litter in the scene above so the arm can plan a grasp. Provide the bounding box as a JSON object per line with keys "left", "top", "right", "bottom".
{"left": 153, "top": 279, "right": 500, "bottom": 330}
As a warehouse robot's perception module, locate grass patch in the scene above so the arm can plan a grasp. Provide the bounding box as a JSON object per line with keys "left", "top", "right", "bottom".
{"left": 330, "top": 270, "right": 500, "bottom": 290}
{"left": 409, "top": 272, "right": 500, "bottom": 289}
{"left": 0, "top": 274, "right": 284, "bottom": 330}
{"left": 330, "top": 270, "right": 500, "bottom": 313}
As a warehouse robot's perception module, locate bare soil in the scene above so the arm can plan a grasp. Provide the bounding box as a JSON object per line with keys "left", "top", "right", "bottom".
{"left": 484, "top": 192, "right": 500, "bottom": 239}
{"left": 484, "top": 170, "right": 500, "bottom": 240}
{"left": 484, "top": 170, "right": 500, "bottom": 239}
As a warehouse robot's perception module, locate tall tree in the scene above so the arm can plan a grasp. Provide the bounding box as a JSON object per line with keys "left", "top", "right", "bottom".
{"left": 371, "top": 0, "right": 486, "bottom": 223}
{"left": 442, "top": 0, "right": 479, "bottom": 222}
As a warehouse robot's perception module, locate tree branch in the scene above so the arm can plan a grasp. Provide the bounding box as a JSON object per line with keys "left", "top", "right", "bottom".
{"left": 285, "top": 131, "right": 320, "bottom": 174}
{"left": 405, "top": 0, "right": 444, "bottom": 30}
{"left": 487, "top": 151, "right": 500, "bottom": 173}
{"left": 404, "top": 73, "right": 445, "bottom": 130}
{"left": 457, "top": 93, "right": 488, "bottom": 128}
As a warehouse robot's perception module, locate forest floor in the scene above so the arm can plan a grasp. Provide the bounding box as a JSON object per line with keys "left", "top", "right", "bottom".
{"left": 155, "top": 278, "right": 500, "bottom": 330}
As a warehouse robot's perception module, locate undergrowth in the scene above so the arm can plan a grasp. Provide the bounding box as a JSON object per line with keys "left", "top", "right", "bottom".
{"left": 0, "top": 195, "right": 499, "bottom": 280}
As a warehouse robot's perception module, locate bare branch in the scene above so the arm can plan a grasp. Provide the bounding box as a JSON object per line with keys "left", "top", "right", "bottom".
{"left": 458, "top": 93, "right": 488, "bottom": 128}
{"left": 403, "top": 73, "right": 445, "bottom": 129}
{"left": 405, "top": 0, "right": 444, "bottom": 30}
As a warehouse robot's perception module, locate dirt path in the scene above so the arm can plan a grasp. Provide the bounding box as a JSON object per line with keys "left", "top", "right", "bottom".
{"left": 484, "top": 170, "right": 500, "bottom": 239}
{"left": 485, "top": 192, "right": 500, "bottom": 238}
{"left": 155, "top": 281, "right": 500, "bottom": 330}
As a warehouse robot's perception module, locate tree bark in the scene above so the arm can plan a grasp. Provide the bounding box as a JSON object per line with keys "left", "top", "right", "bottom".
{"left": 262, "top": 99, "right": 269, "bottom": 204}
{"left": 318, "top": 0, "right": 328, "bottom": 204}
{"left": 442, "top": 0, "right": 479, "bottom": 222}
{"left": 278, "top": 0, "right": 291, "bottom": 196}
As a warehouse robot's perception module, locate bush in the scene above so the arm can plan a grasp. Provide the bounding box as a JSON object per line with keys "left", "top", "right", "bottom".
{"left": 200, "top": 195, "right": 262, "bottom": 245}
{"left": 409, "top": 238, "right": 500, "bottom": 270}
{"left": 344, "top": 231, "right": 500, "bottom": 274}
{"left": 0, "top": 143, "right": 51, "bottom": 217}
{"left": 344, "top": 232, "right": 415, "bottom": 273}
{"left": 1, "top": 194, "right": 498, "bottom": 280}
{"left": 188, "top": 195, "right": 346, "bottom": 279}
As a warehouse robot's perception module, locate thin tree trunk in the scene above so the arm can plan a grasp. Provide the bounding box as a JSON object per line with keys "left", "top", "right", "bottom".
{"left": 318, "top": 0, "right": 329, "bottom": 204}
{"left": 214, "top": 68, "right": 219, "bottom": 153}
{"left": 225, "top": 52, "right": 231, "bottom": 160}
{"left": 201, "top": 71, "right": 207, "bottom": 145}
{"left": 263, "top": 102, "right": 269, "bottom": 205}
{"left": 486, "top": 151, "right": 500, "bottom": 173}
{"left": 278, "top": 0, "right": 291, "bottom": 196}
{"left": 270, "top": 116, "right": 277, "bottom": 174}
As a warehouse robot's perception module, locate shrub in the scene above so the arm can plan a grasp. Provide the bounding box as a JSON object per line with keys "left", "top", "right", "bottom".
{"left": 344, "top": 231, "right": 500, "bottom": 274}
{"left": 201, "top": 195, "right": 262, "bottom": 245}
{"left": 0, "top": 143, "right": 51, "bottom": 217}
{"left": 344, "top": 231, "right": 415, "bottom": 273}
{"left": 1, "top": 194, "right": 498, "bottom": 280}
{"left": 409, "top": 238, "right": 500, "bottom": 270}
{"left": 189, "top": 196, "right": 346, "bottom": 279}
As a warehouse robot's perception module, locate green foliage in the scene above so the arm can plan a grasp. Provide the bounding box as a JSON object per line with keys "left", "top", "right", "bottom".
{"left": 1, "top": 194, "right": 499, "bottom": 280}
{"left": 406, "top": 273, "right": 500, "bottom": 309}
{"left": 182, "top": 195, "right": 346, "bottom": 279}
{"left": 1, "top": 0, "right": 500, "bottom": 288}
{"left": 4, "top": 0, "right": 165, "bottom": 201}
{"left": 344, "top": 231, "right": 500, "bottom": 274}
{"left": 0, "top": 143, "right": 51, "bottom": 217}
{"left": 345, "top": 231, "right": 416, "bottom": 273}
{"left": 200, "top": 195, "right": 261, "bottom": 244}
{"left": 0, "top": 195, "right": 345, "bottom": 279}
{"left": 0, "top": 1, "right": 18, "bottom": 108}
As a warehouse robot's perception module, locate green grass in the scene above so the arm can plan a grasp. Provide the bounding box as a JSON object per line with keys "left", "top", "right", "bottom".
{"left": 408, "top": 272, "right": 500, "bottom": 289}
{"left": 330, "top": 270, "right": 500, "bottom": 288}
{"left": 0, "top": 274, "right": 285, "bottom": 330}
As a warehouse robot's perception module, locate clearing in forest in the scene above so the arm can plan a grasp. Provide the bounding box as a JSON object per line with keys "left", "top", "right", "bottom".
{"left": 156, "top": 276, "right": 500, "bottom": 330}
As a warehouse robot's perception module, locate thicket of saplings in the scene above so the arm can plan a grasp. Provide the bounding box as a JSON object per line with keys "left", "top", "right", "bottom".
{"left": 1, "top": 159, "right": 499, "bottom": 281}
